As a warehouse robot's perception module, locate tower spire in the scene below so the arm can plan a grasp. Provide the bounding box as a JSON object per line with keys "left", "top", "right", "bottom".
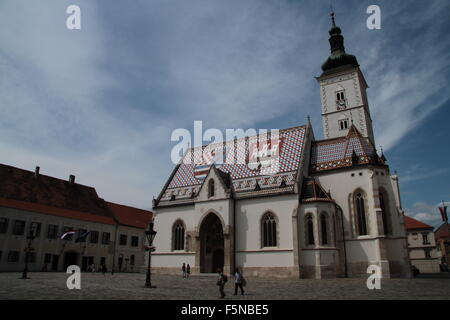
{"left": 321, "top": 7, "right": 359, "bottom": 73}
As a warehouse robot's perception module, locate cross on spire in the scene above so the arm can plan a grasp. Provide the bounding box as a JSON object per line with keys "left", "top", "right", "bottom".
{"left": 330, "top": 3, "right": 336, "bottom": 27}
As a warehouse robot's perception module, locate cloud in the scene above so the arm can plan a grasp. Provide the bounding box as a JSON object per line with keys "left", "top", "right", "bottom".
{"left": 358, "top": 1, "right": 450, "bottom": 150}
{"left": 405, "top": 201, "right": 449, "bottom": 228}
{"left": 0, "top": 0, "right": 449, "bottom": 209}
{"left": 401, "top": 168, "right": 449, "bottom": 183}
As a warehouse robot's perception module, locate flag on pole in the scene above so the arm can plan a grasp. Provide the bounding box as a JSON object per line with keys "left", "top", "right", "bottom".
{"left": 60, "top": 230, "right": 76, "bottom": 240}
{"left": 75, "top": 230, "right": 91, "bottom": 243}
{"left": 439, "top": 203, "right": 448, "bottom": 222}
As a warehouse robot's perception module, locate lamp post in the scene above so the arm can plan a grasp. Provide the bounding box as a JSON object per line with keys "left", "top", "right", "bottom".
{"left": 144, "top": 222, "right": 157, "bottom": 288}
{"left": 22, "top": 224, "right": 37, "bottom": 279}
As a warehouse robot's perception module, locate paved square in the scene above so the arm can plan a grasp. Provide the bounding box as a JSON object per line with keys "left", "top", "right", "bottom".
{"left": 0, "top": 272, "right": 449, "bottom": 300}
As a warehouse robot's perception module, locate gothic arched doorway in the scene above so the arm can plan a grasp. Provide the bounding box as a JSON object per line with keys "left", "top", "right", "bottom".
{"left": 200, "top": 213, "right": 224, "bottom": 273}
{"left": 63, "top": 251, "right": 78, "bottom": 270}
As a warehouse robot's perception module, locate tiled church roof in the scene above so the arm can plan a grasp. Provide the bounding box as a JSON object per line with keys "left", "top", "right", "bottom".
{"left": 158, "top": 126, "right": 307, "bottom": 202}
{"left": 311, "top": 125, "right": 380, "bottom": 172}
{"left": 300, "top": 178, "right": 334, "bottom": 203}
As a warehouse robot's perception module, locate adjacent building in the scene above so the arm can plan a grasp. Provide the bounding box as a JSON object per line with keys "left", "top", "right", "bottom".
{"left": 0, "top": 164, "right": 152, "bottom": 272}
{"left": 435, "top": 223, "right": 450, "bottom": 265}
{"left": 404, "top": 216, "right": 440, "bottom": 273}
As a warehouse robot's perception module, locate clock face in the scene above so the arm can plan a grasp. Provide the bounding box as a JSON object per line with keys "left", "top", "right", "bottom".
{"left": 336, "top": 99, "right": 346, "bottom": 110}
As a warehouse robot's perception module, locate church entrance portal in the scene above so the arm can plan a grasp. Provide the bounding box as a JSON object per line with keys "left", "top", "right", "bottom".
{"left": 200, "top": 213, "right": 224, "bottom": 273}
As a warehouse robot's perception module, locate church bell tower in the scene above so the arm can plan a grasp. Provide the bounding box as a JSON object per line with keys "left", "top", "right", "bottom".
{"left": 316, "top": 11, "right": 375, "bottom": 145}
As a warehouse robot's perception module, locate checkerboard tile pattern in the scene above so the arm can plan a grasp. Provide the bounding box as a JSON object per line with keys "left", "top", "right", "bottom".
{"left": 164, "top": 126, "right": 307, "bottom": 196}
{"left": 311, "top": 129, "right": 376, "bottom": 172}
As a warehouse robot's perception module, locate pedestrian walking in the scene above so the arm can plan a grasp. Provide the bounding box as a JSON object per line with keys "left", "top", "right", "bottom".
{"left": 216, "top": 268, "right": 227, "bottom": 299}
{"left": 102, "top": 264, "right": 107, "bottom": 275}
{"left": 233, "top": 268, "right": 245, "bottom": 295}
{"left": 186, "top": 264, "right": 191, "bottom": 278}
{"left": 182, "top": 263, "right": 187, "bottom": 278}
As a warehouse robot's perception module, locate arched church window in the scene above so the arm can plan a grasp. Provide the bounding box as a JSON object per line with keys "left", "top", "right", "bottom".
{"left": 306, "top": 215, "right": 315, "bottom": 245}
{"left": 339, "top": 119, "right": 349, "bottom": 130}
{"left": 208, "top": 179, "right": 215, "bottom": 198}
{"left": 172, "top": 220, "right": 185, "bottom": 251}
{"left": 262, "top": 213, "right": 277, "bottom": 247}
{"left": 335, "top": 89, "right": 346, "bottom": 110}
{"left": 355, "top": 192, "right": 368, "bottom": 235}
{"left": 379, "top": 191, "right": 389, "bottom": 235}
{"left": 320, "top": 214, "right": 328, "bottom": 245}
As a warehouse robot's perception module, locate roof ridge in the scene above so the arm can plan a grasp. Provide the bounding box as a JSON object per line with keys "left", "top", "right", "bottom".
{"left": 0, "top": 163, "right": 97, "bottom": 190}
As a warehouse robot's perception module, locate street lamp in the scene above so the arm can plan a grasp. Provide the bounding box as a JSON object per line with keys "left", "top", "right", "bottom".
{"left": 144, "top": 222, "right": 157, "bottom": 288}
{"left": 22, "top": 224, "right": 37, "bottom": 279}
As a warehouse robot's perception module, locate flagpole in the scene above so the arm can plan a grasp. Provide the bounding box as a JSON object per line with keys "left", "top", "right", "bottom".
{"left": 445, "top": 200, "right": 450, "bottom": 264}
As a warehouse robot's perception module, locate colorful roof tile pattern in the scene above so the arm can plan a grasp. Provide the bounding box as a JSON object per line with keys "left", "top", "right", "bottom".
{"left": 311, "top": 125, "right": 378, "bottom": 172}
{"left": 161, "top": 126, "right": 307, "bottom": 200}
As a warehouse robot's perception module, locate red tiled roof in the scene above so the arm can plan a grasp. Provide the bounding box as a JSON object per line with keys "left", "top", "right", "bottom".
{"left": 404, "top": 216, "right": 433, "bottom": 230}
{"left": 0, "top": 163, "right": 152, "bottom": 229}
{"left": 435, "top": 223, "right": 449, "bottom": 239}
{"left": 0, "top": 163, "right": 111, "bottom": 217}
{"left": 0, "top": 197, "right": 116, "bottom": 225}
{"left": 106, "top": 202, "right": 152, "bottom": 229}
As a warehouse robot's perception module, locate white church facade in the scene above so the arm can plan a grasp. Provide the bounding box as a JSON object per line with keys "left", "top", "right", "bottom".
{"left": 150, "top": 13, "right": 411, "bottom": 279}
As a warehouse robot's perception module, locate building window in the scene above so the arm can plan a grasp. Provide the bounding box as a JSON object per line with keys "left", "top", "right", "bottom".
{"left": 77, "top": 229, "right": 88, "bottom": 243}
{"left": 131, "top": 236, "right": 139, "bottom": 247}
{"left": 338, "top": 119, "right": 349, "bottom": 130}
{"left": 130, "top": 255, "right": 135, "bottom": 266}
{"left": 0, "top": 217, "right": 9, "bottom": 234}
{"left": 44, "top": 253, "right": 52, "bottom": 264}
{"left": 8, "top": 251, "right": 20, "bottom": 263}
{"left": 173, "top": 221, "right": 185, "bottom": 251}
{"left": 29, "top": 222, "right": 41, "bottom": 238}
{"left": 208, "top": 179, "right": 215, "bottom": 198}
{"left": 320, "top": 214, "right": 328, "bottom": 245}
{"left": 306, "top": 215, "right": 315, "bottom": 245}
{"left": 90, "top": 231, "right": 99, "bottom": 244}
{"left": 101, "top": 232, "right": 111, "bottom": 245}
{"left": 355, "top": 192, "right": 368, "bottom": 236}
{"left": 119, "top": 234, "right": 128, "bottom": 246}
{"left": 12, "top": 220, "right": 26, "bottom": 236}
{"left": 47, "top": 224, "right": 58, "bottom": 239}
{"left": 27, "top": 252, "right": 37, "bottom": 263}
{"left": 422, "top": 233, "right": 430, "bottom": 245}
{"left": 379, "top": 192, "right": 390, "bottom": 235}
{"left": 424, "top": 248, "right": 432, "bottom": 259}
{"left": 336, "top": 91, "right": 346, "bottom": 109}
{"left": 262, "top": 212, "right": 277, "bottom": 247}
{"left": 336, "top": 91, "right": 345, "bottom": 101}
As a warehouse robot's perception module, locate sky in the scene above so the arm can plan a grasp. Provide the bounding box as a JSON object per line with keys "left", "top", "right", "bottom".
{"left": 0, "top": 0, "right": 449, "bottom": 228}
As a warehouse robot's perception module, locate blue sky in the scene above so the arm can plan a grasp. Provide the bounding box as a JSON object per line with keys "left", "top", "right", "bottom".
{"left": 0, "top": 0, "right": 449, "bottom": 227}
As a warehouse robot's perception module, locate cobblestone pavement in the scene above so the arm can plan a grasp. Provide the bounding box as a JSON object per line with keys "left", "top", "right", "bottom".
{"left": 0, "top": 272, "right": 449, "bottom": 300}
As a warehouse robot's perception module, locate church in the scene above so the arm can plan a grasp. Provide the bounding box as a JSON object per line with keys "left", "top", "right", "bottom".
{"left": 150, "top": 13, "right": 411, "bottom": 279}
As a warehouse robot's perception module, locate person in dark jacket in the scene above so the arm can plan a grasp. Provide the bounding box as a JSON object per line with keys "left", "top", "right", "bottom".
{"left": 182, "top": 263, "right": 187, "bottom": 278}
{"left": 216, "top": 269, "right": 227, "bottom": 299}
{"left": 233, "top": 268, "right": 245, "bottom": 295}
